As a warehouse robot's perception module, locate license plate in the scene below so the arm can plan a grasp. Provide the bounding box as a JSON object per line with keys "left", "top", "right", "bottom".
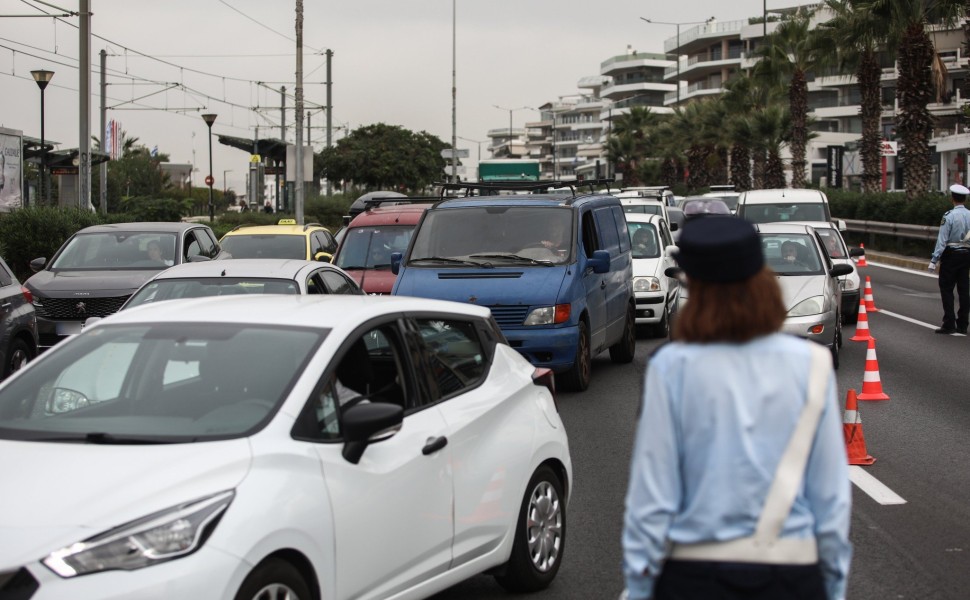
{"left": 55, "top": 321, "right": 84, "bottom": 336}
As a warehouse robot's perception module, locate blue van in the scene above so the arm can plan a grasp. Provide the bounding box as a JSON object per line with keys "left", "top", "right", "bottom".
{"left": 391, "top": 182, "right": 636, "bottom": 391}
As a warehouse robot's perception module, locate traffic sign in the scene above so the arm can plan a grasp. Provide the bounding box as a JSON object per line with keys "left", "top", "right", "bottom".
{"left": 205, "top": 175, "right": 215, "bottom": 186}
{"left": 441, "top": 148, "right": 469, "bottom": 159}
{"left": 880, "top": 140, "right": 898, "bottom": 157}
{"left": 250, "top": 154, "right": 262, "bottom": 163}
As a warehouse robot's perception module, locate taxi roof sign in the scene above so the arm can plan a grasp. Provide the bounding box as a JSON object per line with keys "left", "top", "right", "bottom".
{"left": 277, "top": 218, "right": 297, "bottom": 225}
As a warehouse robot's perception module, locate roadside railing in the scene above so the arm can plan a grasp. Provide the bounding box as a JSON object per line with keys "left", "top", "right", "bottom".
{"left": 842, "top": 218, "right": 939, "bottom": 241}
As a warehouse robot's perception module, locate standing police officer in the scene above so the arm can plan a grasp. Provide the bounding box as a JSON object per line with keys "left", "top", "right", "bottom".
{"left": 929, "top": 183, "right": 970, "bottom": 334}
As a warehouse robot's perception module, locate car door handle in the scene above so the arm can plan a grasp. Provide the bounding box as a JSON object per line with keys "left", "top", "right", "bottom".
{"left": 0, "top": 302, "right": 10, "bottom": 309}
{"left": 422, "top": 436, "right": 448, "bottom": 455}
{"left": 600, "top": 281, "right": 607, "bottom": 290}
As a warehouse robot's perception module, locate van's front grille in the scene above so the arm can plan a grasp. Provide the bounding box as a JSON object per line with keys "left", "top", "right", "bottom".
{"left": 488, "top": 306, "right": 530, "bottom": 327}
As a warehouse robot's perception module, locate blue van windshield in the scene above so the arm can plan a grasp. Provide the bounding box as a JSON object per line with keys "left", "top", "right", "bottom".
{"left": 409, "top": 207, "right": 573, "bottom": 265}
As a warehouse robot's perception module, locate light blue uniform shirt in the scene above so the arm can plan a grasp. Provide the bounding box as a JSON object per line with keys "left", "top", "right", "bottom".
{"left": 931, "top": 204, "right": 970, "bottom": 263}
{"left": 622, "top": 333, "right": 852, "bottom": 600}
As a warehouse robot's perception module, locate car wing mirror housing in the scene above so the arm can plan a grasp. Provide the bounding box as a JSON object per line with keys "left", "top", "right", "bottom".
{"left": 849, "top": 247, "right": 865, "bottom": 257}
{"left": 30, "top": 257, "right": 47, "bottom": 272}
{"left": 391, "top": 251, "right": 403, "bottom": 275}
{"left": 342, "top": 402, "right": 404, "bottom": 464}
{"left": 587, "top": 250, "right": 611, "bottom": 274}
{"left": 830, "top": 263, "right": 854, "bottom": 277}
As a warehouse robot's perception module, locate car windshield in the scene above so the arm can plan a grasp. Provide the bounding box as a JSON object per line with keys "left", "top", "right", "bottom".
{"left": 622, "top": 204, "right": 663, "bottom": 216}
{"left": 743, "top": 203, "right": 827, "bottom": 224}
{"left": 628, "top": 222, "right": 661, "bottom": 259}
{"left": 761, "top": 233, "right": 824, "bottom": 275}
{"left": 335, "top": 225, "right": 415, "bottom": 270}
{"left": 125, "top": 277, "right": 299, "bottom": 309}
{"left": 221, "top": 234, "right": 306, "bottom": 259}
{"left": 814, "top": 229, "right": 847, "bottom": 259}
{"left": 409, "top": 206, "right": 572, "bottom": 265}
{"left": 50, "top": 232, "right": 178, "bottom": 270}
{"left": 0, "top": 323, "right": 324, "bottom": 442}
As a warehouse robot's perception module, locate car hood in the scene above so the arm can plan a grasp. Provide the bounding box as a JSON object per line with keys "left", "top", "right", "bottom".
{"left": 26, "top": 269, "right": 164, "bottom": 295}
{"left": 345, "top": 268, "right": 397, "bottom": 295}
{"left": 776, "top": 275, "right": 827, "bottom": 310}
{"left": 394, "top": 266, "right": 568, "bottom": 306}
{"left": 632, "top": 257, "right": 663, "bottom": 278}
{"left": 0, "top": 439, "right": 251, "bottom": 568}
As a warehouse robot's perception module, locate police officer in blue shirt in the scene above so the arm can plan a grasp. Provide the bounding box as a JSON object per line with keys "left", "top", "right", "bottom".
{"left": 929, "top": 183, "right": 970, "bottom": 334}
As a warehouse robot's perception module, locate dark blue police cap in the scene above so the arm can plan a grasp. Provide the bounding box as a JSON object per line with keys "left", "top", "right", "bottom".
{"left": 674, "top": 216, "right": 763, "bottom": 283}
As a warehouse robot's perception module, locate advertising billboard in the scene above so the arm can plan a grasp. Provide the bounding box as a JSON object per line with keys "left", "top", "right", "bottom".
{"left": 0, "top": 127, "right": 23, "bottom": 212}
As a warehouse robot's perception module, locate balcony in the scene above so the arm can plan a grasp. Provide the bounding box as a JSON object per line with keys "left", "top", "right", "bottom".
{"left": 601, "top": 81, "right": 675, "bottom": 99}
{"left": 665, "top": 19, "right": 746, "bottom": 54}
{"left": 601, "top": 53, "right": 674, "bottom": 73}
{"left": 667, "top": 54, "right": 743, "bottom": 82}
{"left": 665, "top": 81, "right": 724, "bottom": 105}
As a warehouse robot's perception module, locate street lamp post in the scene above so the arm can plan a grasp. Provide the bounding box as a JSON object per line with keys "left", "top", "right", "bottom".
{"left": 201, "top": 113, "right": 217, "bottom": 223}
{"left": 640, "top": 17, "right": 714, "bottom": 105}
{"left": 31, "top": 69, "right": 54, "bottom": 206}
{"left": 492, "top": 105, "right": 531, "bottom": 158}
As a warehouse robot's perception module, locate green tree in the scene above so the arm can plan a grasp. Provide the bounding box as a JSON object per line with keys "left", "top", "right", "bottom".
{"left": 92, "top": 131, "right": 174, "bottom": 212}
{"left": 755, "top": 8, "right": 823, "bottom": 188}
{"left": 319, "top": 123, "right": 448, "bottom": 193}
{"left": 605, "top": 107, "right": 660, "bottom": 186}
{"left": 749, "top": 104, "right": 791, "bottom": 189}
{"left": 869, "top": 0, "right": 965, "bottom": 199}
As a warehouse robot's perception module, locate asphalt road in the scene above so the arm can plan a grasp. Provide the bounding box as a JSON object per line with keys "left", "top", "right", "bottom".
{"left": 432, "top": 262, "right": 970, "bottom": 600}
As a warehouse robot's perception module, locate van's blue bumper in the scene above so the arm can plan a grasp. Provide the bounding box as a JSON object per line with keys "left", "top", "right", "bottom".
{"left": 501, "top": 325, "right": 579, "bottom": 373}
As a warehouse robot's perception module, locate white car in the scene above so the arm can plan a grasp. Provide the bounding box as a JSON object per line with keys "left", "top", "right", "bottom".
{"left": 625, "top": 214, "right": 680, "bottom": 337}
{"left": 0, "top": 295, "right": 571, "bottom": 599}
{"left": 787, "top": 221, "right": 863, "bottom": 324}
{"left": 121, "top": 258, "right": 364, "bottom": 310}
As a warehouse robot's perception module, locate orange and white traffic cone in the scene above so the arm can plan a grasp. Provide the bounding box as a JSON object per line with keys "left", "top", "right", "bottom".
{"left": 863, "top": 276, "right": 879, "bottom": 312}
{"left": 843, "top": 389, "right": 875, "bottom": 465}
{"left": 849, "top": 294, "right": 872, "bottom": 342}
{"left": 856, "top": 243, "right": 868, "bottom": 267}
{"left": 857, "top": 337, "right": 890, "bottom": 401}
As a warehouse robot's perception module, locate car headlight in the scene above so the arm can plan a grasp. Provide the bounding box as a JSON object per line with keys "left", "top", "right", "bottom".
{"left": 633, "top": 277, "right": 661, "bottom": 292}
{"left": 523, "top": 304, "right": 570, "bottom": 326}
{"left": 43, "top": 490, "right": 234, "bottom": 577}
{"left": 788, "top": 296, "right": 825, "bottom": 317}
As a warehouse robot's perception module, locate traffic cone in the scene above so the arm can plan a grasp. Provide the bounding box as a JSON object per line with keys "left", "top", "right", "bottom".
{"left": 856, "top": 243, "right": 868, "bottom": 267}
{"left": 863, "top": 276, "right": 879, "bottom": 312}
{"left": 849, "top": 295, "right": 872, "bottom": 342}
{"left": 857, "top": 337, "right": 890, "bottom": 401}
{"left": 843, "top": 389, "right": 875, "bottom": 465}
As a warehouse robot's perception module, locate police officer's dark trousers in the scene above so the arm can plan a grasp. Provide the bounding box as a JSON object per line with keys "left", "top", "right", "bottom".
{"left": 654, "top": 560, "right": 826, "bottom": 600}
{"left": 938, "top": 247, "right": 970, "bottom": 331}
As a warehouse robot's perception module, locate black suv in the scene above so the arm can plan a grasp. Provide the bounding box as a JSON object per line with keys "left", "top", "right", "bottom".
{"left": 0, "top": 255, "right": 38, "bottom": 379}
{"left": 24, "top": 222, "right": 227, "bottom": 349}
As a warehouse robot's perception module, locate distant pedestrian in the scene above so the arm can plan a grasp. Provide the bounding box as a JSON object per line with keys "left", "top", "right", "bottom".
{"left": 621, "top": 216, "right": 851, "bottom": 600}
{"left": 928, "top": 183, "right": 970, "bottom": 335}
{"left": 263, "top": 200, "right": 273, "bottom": 214}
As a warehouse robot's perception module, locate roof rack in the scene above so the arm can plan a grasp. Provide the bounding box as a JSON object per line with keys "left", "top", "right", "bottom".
{"left": 435, "top": 177, "right": 615, "bottom": 199}
{"left": 709, "top": 184, "right": 736, "bottom": 192}
{"left": 304, "top": 222, "right": 324, "bottom": 231}
{"left": 361, "top": 197, "right": 437, "bottom": 208}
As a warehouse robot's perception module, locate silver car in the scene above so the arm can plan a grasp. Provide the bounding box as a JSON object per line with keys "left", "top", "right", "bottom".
{"left": 756, "top": 223, "right": 853, "bottom": 369}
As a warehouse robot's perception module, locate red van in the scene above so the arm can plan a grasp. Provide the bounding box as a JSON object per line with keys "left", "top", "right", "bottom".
{"left": 332, "top": 201, "right": 431, "bottom": 294}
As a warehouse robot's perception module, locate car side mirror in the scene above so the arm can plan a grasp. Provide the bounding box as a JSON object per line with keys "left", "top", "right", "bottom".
{"left": 849, "top": 247, "right": 865, "bottom": 257}
{"left": 30, "top": 257, "right": 47, "bottom": 272}
{"left": 664, "top": 245, "right": 679, "bottom": 258}
{"left": 830, "top": 263, "right": 854, "bottom": 277}
{"left": 587, "top": 249, "right": 611, "bottom": 274}
{"left": 835, "top": 219, "right": 847, "bottom": 231}
{"left": 341, "top": 402, "right": 404, "bottom": 464}
{"left": 391, "top": 251, "right": 402, "bottom": 275}
{"left": 664, "top": 266, "right": 683, "bottom": 278}
{"left": 669, "top": 222, "right": 678, "bottom": 231}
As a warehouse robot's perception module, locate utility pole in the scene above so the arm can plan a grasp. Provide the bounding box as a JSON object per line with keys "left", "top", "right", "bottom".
{"left": 295, "top": 0, "right": 305, "bottom": 226}
{"left": 325, "top": 49, "right": 333, "bottom": 197}
{"left": 78, "top": 0, "right": 91, "bottom": 210}
{"left": 279, "top": 85, "right": 285, "bottom": 211}
{"left": 451, "top": 0, "right": 457, "bottom": 183}
{"left": 99, "top": 48, "right": 107, "bottom": 215}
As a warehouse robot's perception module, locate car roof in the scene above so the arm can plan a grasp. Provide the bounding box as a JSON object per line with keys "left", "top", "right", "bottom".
{"left": 620, "top": 197, "right": 664, "bottom": 204}
{"left": 104, "top": 295, "right": 492, "bottom": 333}
{"left": 433, "top": 194, "right": 615, "bottom": 209}
{"left": 754, "top": 223, "right": 818, "bottom": 235}
{"left": 347, "top": 203, "right": 431, "bottom": 227}
{"left": 222, "top": 224, "right": 329, "bottom": 237}
{"left": 784, "top": 220, "right": 837, "bottom": 231}
{"left": 146, "top": 259, "right": 325, "bottom": 280}
{"left": 77, "top": 222, "right": 205, "bottom": 234}
{"left": 622, "top": 213, "right": 664, "bottom": 225}
{"left": 739, "top": 189, "right": 828, "bottom": 204}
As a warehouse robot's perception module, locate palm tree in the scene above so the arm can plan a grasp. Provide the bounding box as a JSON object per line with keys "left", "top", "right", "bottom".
{"left": 749, "top": 104, "right": 791, "bottom": 189}
{"left": 755, "top": 8, "right": 824, "bottom": 188}
{"left": 606, "top": 106, "right": 658, "bottom": 186}
{"left": 820, "top": 0, "right": 890, "bottom": 194}
{"left": 869, "top": 0, "right": 965, "bottom": 199}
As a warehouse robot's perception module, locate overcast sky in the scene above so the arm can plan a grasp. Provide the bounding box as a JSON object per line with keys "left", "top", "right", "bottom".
{"left": 1, "top": 0, "right": 810, "bottom": 193}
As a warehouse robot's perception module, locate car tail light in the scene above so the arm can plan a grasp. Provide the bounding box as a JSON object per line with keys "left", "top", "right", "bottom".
{"left": 532, "top": 367, "right": 557, "bottom": 411}
{"left": 21, "top": 286, "right": 33, "bottom": 304}
{"left": 809, "top": 324, "right": 824, "bottom": 335}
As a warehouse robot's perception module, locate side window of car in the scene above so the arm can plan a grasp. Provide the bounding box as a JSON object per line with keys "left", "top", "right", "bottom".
{"left": 0, "top": 262, "right": 11, "bottom": 287}
{"left": 306, "top": 273, "right": 326, "bottom": 295}
{"left": 184, "top": 232, "right": 201, "bottom": 260}
{"left": 413, "top": 318, "right": 487, "bottom": 400}
{"left": 659, "top": 221, "right": 673, "bottom": 247}
{"left": 192, "top": 229, "right": 215, "bottom": 258}
{"left": 594, "top": 207, "right": 620, "bottom": 255}
{"left": 318, "top": 231, "right": 337, "bottom": 254}
{"left": 581, "top": 210, "right": 600, "bottom": 258}
{"left": 320, "top": 270, "right": 360, "bottom": 295}
{"left": 203, "top": 228, "right": 221, "bottom": 255}
{"left": 611, "top": 206, "right": 630, "bottom": 253}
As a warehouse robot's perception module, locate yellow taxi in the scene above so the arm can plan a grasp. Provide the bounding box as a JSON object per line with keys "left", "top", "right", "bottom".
{"left": 219, "top": 219, "right": 339, "bottom": 261}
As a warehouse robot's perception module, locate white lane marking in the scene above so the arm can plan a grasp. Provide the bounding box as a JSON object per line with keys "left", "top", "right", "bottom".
{"left": 867, "top": 262, "right": 937, "bottom": 278}
{"left": 849, "top": 466, "right": 907, "bottom": 505}
{"left": 876, "top": 309, "right": 968, "bottom": 335}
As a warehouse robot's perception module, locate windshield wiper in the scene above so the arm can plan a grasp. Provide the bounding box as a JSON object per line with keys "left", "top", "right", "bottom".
{"left": 83, "top": 432, "right": 186, "bottom": 444}
{"left": 469, "top": 253, "right": 555, "bottom": 266}
{"left": 408, "top": 256, "right": 487, "bottom": 267}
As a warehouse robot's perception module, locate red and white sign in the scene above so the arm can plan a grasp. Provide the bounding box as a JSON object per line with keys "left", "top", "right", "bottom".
{"left": 880, "top": 140, "right": 898, "bottom": 157}
{"left": 205, "top": 175, "right": 215, "bottom": 186}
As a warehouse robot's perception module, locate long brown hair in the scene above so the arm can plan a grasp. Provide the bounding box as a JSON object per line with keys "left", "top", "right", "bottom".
{"left": 674, "top": 267, "right": 786, "bottom": 343}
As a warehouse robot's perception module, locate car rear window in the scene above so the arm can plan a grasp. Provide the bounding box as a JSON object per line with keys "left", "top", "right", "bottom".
{"left": 126, "top": 278, "right": 299, "bottom": 309}
{"left": 221, "top": 235, "right": 306, "bottom": 259}
{"left": 741, "top": 203, "right": 827, "bottom": 224}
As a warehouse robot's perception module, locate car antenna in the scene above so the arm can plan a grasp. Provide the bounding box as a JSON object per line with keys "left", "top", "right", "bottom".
{"left": 221, "top": 269, "right": 227, "bottom": 276}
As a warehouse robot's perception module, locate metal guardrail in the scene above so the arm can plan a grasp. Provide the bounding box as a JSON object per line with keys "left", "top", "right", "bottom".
{"left": 841, "top": 218, "right": 939, "bottom": 241}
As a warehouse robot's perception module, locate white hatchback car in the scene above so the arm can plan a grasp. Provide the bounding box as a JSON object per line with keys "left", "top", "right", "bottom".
{"left": 0, "top": 295, "right": 571, "bottom": 600}
{"left": 625, "top": 214, "right": 680, "bottom": 337}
